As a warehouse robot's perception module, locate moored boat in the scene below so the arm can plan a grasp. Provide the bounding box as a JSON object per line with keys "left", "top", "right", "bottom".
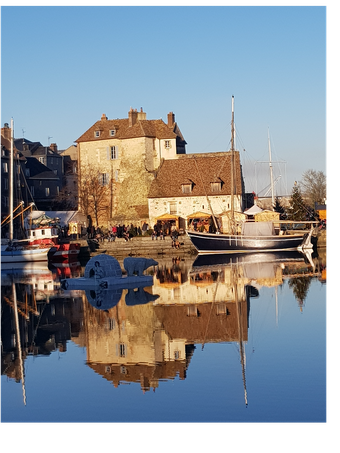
{"left": 186, "top": 97, "right": 316, "bottom": 255}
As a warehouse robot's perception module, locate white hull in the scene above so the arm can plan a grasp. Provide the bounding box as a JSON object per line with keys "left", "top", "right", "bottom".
{"left": 1, "top": 246, "right": 50, "bottom": 263}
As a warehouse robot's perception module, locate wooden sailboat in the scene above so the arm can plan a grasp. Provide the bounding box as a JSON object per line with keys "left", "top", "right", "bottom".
{"left": 1, "top": 119, "right": 51, "bottom": 264}
{"left": 187, "top": 97, "right": 315, "bottom": 254}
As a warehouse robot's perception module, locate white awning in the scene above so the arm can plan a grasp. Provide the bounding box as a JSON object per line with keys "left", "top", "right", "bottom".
{"left": 244, "top": 205, "right": 263, "bottom": 215}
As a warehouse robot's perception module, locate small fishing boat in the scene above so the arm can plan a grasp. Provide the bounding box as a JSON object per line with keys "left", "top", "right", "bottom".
{"left": 1, "top": 119, "right": 51, "bottom": 264}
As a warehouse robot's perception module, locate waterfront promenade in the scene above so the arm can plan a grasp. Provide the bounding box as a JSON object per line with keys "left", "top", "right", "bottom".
{"left": 73, "top": 228, "right": 326, "bottom": 260}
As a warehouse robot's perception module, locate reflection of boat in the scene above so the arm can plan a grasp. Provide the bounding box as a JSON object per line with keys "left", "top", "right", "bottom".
{"left": 61, "top": 255, "right": 155, "bottom": 290}
{"left": 1, "top": 119, "right": 50, "bottom": 264}
{"left": 192, "top": 250, "right": 307, "bottom": 269}
{"left": 187, "top": 97, "right": 314, "bottom": 254}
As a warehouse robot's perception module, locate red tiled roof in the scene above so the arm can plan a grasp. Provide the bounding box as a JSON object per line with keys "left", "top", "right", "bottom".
{"left": 148, "top": 152, "right": 243, "bottom": 198}
{"left": 75, "top": 117, "right": 177, "bottom": 143}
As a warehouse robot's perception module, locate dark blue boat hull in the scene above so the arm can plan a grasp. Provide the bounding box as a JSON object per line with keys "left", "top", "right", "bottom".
{"left": 187, "top": 231, "right": 307, "bottom": 254}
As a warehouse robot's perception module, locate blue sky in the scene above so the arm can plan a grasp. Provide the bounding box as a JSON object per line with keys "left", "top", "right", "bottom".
{"left": 1, "top": 4, "right": 329, "bottom": 195}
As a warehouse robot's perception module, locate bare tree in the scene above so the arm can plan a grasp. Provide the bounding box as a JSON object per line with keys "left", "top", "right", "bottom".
{"left": 300, "top": 169, "right": 326, "bottom": 208}
{"left": 51, "top": 186, "right": 78, "bottom": 210}
{"left": 78, "top": 165, "right": 111, "bottom": 227}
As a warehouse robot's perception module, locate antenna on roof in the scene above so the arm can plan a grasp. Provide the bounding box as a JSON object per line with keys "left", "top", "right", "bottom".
{"left": 48, "top": 136, "right": 53, "bottom": 146}
{"left": 22, "top": 128, "right": 25, "bottom": 138}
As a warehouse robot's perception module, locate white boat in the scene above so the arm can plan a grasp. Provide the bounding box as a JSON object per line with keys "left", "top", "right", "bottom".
{"left": 1, "top": 119, "right": 50, "bottom": 264}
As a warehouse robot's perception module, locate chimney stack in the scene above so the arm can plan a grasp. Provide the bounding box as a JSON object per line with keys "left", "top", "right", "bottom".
{"left": 1, "top": 122, "right": 11, "bottom": 141}
{"left": 101, "top": 114, "right": 108, "bottom": 121}
{"left": 128, "top": 108, "right": 138, "bottom": 127}
{"left": 167, "top": 112, "right": 175, "bottom": 128}
{"left": 137, "top": 107, "right": 146, "bottom": 121}
{"left": 50, "top": 143, "right": 58, "bottom": 152}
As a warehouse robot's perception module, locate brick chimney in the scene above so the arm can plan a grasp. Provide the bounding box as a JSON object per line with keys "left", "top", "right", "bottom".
{"left": 128, "top": 108, "right": 138, "bottom": 127}
{"left": 101, "top": 114, "right": 108, "bottom": 121}
{"left": 1, "top": 123, "right": 11, "bottom": 141}
{"left": 137, "top": 107, "right": 146, "bottom": 121}
{"left": 167, "top": 112, "right": 175, "bottom": 128}
{"left": 50, "top": 143, "right": 58, "bottom": 152}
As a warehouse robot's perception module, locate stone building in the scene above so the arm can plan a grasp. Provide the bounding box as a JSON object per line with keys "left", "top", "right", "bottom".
{"left": 75, "top": 108, "right": 187, "bottom": 226}
{"left": 148, "top": 152, "right": 244, "bottom": 230}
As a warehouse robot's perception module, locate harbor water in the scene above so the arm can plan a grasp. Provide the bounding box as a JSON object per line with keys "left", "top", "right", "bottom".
{"left": 1, "top": 249, "right": 326, "bottom": 427}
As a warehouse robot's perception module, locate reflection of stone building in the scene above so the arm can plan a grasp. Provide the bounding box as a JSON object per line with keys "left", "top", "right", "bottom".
{"left": 82, "top": 272, "right": 250, "bottom": 392}
{"left": 153, "top": 260, "right": 249, "bottom": 306}
{"left": 84, "top": 298, "right": 193, "bottom": 392}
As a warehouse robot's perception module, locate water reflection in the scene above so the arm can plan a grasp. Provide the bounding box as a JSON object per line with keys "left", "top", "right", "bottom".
{"left": 1, "top": 249, "right": 325, "bottom": 406}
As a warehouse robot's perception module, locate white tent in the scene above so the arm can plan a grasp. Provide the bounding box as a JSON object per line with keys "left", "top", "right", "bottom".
{"left": 244, "top": 204, "right": 263, "bottom": 216}
{"left": 24, "top": 210, "right": 87, "bottom": 228}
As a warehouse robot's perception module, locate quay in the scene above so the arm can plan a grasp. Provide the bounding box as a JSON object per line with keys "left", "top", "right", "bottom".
{"left": 70, "top": 228, "right": 326, "bottom": 261}
{"left": 74, "top": 234, "right": 198, "bottom": 261}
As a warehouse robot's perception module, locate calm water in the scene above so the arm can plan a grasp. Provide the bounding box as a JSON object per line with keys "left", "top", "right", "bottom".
{"left": 1, "top": 250, "right": 326, "bottom": 423}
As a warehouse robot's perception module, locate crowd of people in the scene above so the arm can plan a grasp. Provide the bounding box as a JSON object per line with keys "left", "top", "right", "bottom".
{"left": 85, "top": 220, "right": 183, "bottom": 249}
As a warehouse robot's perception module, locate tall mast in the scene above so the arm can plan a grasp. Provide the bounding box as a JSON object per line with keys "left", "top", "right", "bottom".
{"left": 268, "top": 128, "right": 275, "bottom": 208}
{"left": 9, "top": 118, "right": 14, "bottom": 242}
{"left": 230, "top": 96, "right": 235, "bottom": 231}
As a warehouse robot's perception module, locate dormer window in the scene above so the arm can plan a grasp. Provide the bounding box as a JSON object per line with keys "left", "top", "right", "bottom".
{"left": 164, "top": 140, "right": 171, "bottom": 149}
{"left": 110, "top": 129, "right": 116, "bottom": 136}
{"left": 182, "top": 184, "right": 192, "bottom": 194}
{"left": 94, "top": 131, "right": 100, "bottom": 138}
{"left": 210, "top": 182, "right": 222, "bottom": 192}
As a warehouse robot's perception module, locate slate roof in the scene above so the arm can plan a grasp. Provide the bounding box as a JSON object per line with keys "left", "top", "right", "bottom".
{"left": 75, "top": 117, "right": 178, "bottom": 143}
{"left": 148, "top": 152, "right": 243, "bottom": 198}
{"left": 24, "top": 157, "right": 59, "bottom": 179}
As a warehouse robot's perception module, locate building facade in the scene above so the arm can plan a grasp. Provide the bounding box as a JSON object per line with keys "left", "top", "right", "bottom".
{"left": 75, "top": 108, "right": 187, "bottom": 226}
{"left": 147, "top": 152, "right": 244, "bottom": 230}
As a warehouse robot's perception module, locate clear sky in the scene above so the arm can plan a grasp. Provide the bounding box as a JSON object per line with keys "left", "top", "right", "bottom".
{"left": 1, "top": 2, "right": 330, "bottom": 195}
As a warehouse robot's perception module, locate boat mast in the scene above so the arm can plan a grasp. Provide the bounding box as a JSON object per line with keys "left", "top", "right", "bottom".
{"left": 9, "top": 118, "right": 14, "bottom": 242}
{"left": 230, "top": 96, "right": 235, "bottom": 233}
{"left": 268, "top": 128, "right": 275, "bottom": 208}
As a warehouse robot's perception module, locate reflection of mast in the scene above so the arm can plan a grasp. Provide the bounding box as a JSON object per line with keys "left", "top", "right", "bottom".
{"left": 234, "top": 266, "right": 248, "bottom": 407}
{"left": 12, "top": 281, "right": 27, "bottom": 406}
{"left": 202, "top": 272, "right": 220, "bottom": 351}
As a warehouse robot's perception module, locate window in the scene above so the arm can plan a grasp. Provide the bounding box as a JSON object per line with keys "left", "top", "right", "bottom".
{"left": 100, "top": 173, "right": 109, "bottom": 186}
{"left": 109, "top": 146, "right": 118, "bottom": 160}
{"left": 187, "top": 305, "right": 199, "bottom": 317}
{"left": 50, "top": 157, "right": 53, "bottom": 164}
{"left": 110, "top": 129, "right": 116, "bottom": 136}
{"left": 211, "top": 182, "right": 222, "bottom": 192}
{"left": 45, "top": 187, "right": 50, "bottom": 196}
{"left": 165, "top": 140, "right": 171, "bottom": 149}
{"left": 39, "top": 157, "right": 45, "bottom": 164}
{"left": 216, "top": 303, "right": 228, "bottom": 316}
{"left": 182, "top": 184, "right": 192, "bottom": 194}
{"left": 169, "top": 202, "right": 177, "bottom": 214}
{"left": 53, "top": 170, "right": 58, "bottom": 175}
{"left": 174, "top": 350, "right": 180, "bottom": 360}
{"left": 119, "top": 343, "right": 126, "bottom": 357}
{"left": 25, "top": 168, "right": 30, "bottom": 177}
{"left": 94, "top": 131, "right": 100, "bottom": 138}
{"left": 30, "top": 186, "right": 35, "bottom": 196}
{"left": 3, "top": 163, "right": 8, "bottom": 173}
